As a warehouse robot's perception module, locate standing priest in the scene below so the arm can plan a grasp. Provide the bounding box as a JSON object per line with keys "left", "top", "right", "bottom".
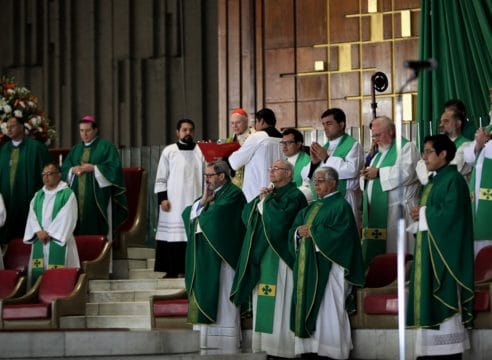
{"left": 183, "top": 161, "right": 246, "bottom": 354}
{"left": 230, "top": 159, "right": 307, "bottom": 358}
{"left": 290, "top": 166, "right": 364, "bottom": 359}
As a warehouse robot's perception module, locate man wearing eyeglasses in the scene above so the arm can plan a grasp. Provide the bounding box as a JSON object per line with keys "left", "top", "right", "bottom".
{"left": 23, "top": 161, "right": 79, "bottom": 287}
{"left": 408, "top": 135, "right": 473, "bottom": 359}
{"left": 281, "top": 128, "right": 313, "bottom": 202}
{"left": 229, "top": 108, "right": 283, "bottom": 202}
{"left": 231, "top": 159, "right": 308, "bottom": 359}
{"left": 360, "top": 115, "right": 420, "bottom": 267}
{"left": 183, "top": 161, "right": 246, "bottom": 354}
{"left": 290, "top": 166, "right": 364, "bottom": 359}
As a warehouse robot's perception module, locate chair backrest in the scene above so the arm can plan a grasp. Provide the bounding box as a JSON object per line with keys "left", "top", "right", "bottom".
{"left": 0, "top": 269, "right": 20, "bottom": 299}
{"left": 475, "top": 245, "right": 492, "bottom": 282}
{"left": 75, "top": 235, "right": 107, "bottom": 262}
{"left": 365, "top": 253, "right": 413, "bottom": 288}
{"left": 38, "top": 268, "right": 79, "bottom": 304}
{"left": 120, "top": 167, "right": 144, "bottom": 232}
{"left": 3, "top": 238, "right": 31, "bottom": 274}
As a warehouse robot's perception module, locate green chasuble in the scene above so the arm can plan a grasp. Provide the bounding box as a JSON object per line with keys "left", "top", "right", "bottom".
{"left": 230, "top": 182, "right": 307, "bottom": 333}
{"left": 292, "top": 151, "right": 311, "bottom": 187}
{"left": 61, "top": 138, "right": 128, "bottom": 236}
{"left": 289, "top": 192, "right": 365, "bottom": 338}
{"left": 469, "top": 124, "right": 492, "bottom": 240}
{"left": 183, "top": 181, "right": 246, "bottom": 324}
{"left": 407, "top": 165, "right": 474, "bottom": 329}
{"left": 0, "top": 137, "right": 50, "bottom": 244}
{"left": 30, "top": 187, "right": 73, "bottom": 284}
{"left": 361, "top": 138, "right": 408, "bottom": 268}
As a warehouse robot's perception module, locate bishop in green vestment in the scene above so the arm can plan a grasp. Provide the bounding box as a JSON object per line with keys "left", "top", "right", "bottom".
{"left": 183, "top": 161, "right": 246, "bottom": 353}
{"left": 0, "top": 117, "right": 50, "bottom": 244}
{"left": 61, "top": 116, "right": 127, "bottom": 238}
{"left": 289, "top": 166, "right": 364, "bottom": 359}
{"left": 230, "top": 159, "right": 307, "bottom": 358}
{"left": 408, "top": 135, "right": 474, "bottom": 358}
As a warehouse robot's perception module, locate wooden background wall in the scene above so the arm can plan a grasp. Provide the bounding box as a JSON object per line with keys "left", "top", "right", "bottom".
{"left": 218, "top": 0, "right": 420, "bottom": 147}
{"left": 0, "top": 0, "right": 219, "bottom": 147}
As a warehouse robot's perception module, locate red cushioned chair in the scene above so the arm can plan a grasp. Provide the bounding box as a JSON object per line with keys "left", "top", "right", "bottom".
{"left": 3, "top": 238, "right": 31, "bottom": 275}
{"left": 113, "top": 167, "right": 148, "bottom": 259}
{"left": 150, "top": 289, "right": 191, "bottom": 329}
{"left": 75, "top": 235, "right": 111, "bottom": 280}
{"left": 351, "top": 253, "right": 413, "bottom": 329}
{"left": 1, "top": 268, "right": 87, "bottom": 329}
{"left": 0, "top": 270, "right": 26, "bottom": 300}
{"left": 474, "top": 245, "right": 492, "bottom": 328}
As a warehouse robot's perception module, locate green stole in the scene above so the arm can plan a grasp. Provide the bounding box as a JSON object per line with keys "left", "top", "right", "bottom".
{"left": 469, "top": 125, "right": 492, "bottom": 240}
{"left": 9, "top": 148, "right": 19, "bottom": 192}
{"left": 292, "top": 201, "right": 325, "bottom": 338}
{"left": 361, "top": 138, "right": 408, "bottom": 267}
{"left": 293, "top": 151, "right": 311, "bottom": 187}
{"left": 453, "top": 134, "right": 468, "bottom": 149}
{"left": 308, "top": 134, "right": 356, "bottom": 198}
{"left": 31, "top": 187, "right": 73, "bottom": 284}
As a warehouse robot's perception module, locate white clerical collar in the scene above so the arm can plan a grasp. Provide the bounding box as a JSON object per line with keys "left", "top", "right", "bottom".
{"left": 11, "top": 139, "right": 23, "bottom": 147}
{"left": 43, "top": 181, "right": 69, "bottom": 195}
{"left": 214, "top": 184, "right": 224, "bottom": 193}
{"left": 84, "top": 138, "right": 97, "bottom": 146}
{"left": 323, "top": 191, "right": 339, "bottom": 199}
{"left": 286, "top": 152, "right": 300, "bottom": 165}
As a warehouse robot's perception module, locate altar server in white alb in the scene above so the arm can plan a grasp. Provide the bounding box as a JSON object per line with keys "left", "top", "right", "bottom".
{"left": 228, "top": 108, "right": 283, "bottom": 202}
{"left": 154, "top": 119, "right": 203, "bottom": 277}
{"left": 23, "top": 162, "right": 79, "bottom": 287}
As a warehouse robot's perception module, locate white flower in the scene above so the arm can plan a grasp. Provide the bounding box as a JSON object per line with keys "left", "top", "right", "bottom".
{"left": 13, "top": 109, "right": 23, "bottom": 118}
{"left": 3, "top": 105, "right": 11, "bottom": 114}
{"left": 28, "top": 101, "right": 35, "bottom": 107}
{"left": 0, "top": 122, "right": 7, "bottom": 135}
{"left": 24, "top": 123, "right": 32, "bottom": 130}
{"left": 6, "top": 89, "right": 14, "bottom": 95}
{"left": 31, "top": 116, "right": 41, "bottom": 126}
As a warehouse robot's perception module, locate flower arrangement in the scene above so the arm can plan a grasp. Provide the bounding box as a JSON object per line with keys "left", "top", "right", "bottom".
{"left": 0, "top": 76, "right": 56, "bottom": 146}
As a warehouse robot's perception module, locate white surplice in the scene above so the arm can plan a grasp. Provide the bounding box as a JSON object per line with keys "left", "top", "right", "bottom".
{"left": 23, "top": 181, "right": 79, "bottom": 286}
{"left": 365, "top": 141, "right": 420, "bottom": 254}
{"left": 154, "top": 143, "right": 203, "bottom": 242}
{"left": 295, "top": 263, "right": 353, "bottom": 359}
{"left": 464, "top": 139, "right": 492, "bottom": 255}
{"left": 229, "top": 131, "right": 282, "bottom": 202}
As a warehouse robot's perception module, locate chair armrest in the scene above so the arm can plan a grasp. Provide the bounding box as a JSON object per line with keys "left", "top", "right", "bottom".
{"left": 52, "top": 273, "right": 88, "bottom": 326}
{"left": 82, "top": 242, "right": 111, "bottom": 280}
{"left": 2, "top": 276, "right": 42, "bottom": 305}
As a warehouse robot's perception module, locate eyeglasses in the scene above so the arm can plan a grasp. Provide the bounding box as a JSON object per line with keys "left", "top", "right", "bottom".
{"left": 312, "top": 178, "right": 329, "bottom": 184}
{"left": 269, "top": 166, "right": 289, "bottom": 171}
{"left": 422, "top": 149, "right": 436, "bottom": 156}
{"left": 279, "top": 140, "right": 296, "bottom": 146}
{"left": 41, "top": 171, "right": 60, "bottom": 176}
{"left": 204, "top": 173, "right": 218, "bottom": 178}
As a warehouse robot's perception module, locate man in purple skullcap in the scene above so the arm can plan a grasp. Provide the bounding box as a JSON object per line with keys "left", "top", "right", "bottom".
{"left": 61, "top": 115, "right": 127, "bottom": 242}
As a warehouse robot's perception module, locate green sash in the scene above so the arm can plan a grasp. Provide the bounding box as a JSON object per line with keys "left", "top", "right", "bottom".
{"left": 310, "top": 134, "right": 356, "bottom": 198}
{"left": 361, "top": 138, "right": 408, "bottom": 267}
{"left": 453, "top": 134, "right": 469, "bottom": 149}
{"left": 254, "top": 246, "right": 280, "bottom": 333}
{"left": 31, "top": 188, "right": 72, "bottom": 284}
{"left": 293, "top": 201, "right": 324, "bottom": 337}
{"left": 469, "top": 128, "right": 492, "bottom": 240}
{"left": 293, "top": 151, "right": 311, "bottom": 187}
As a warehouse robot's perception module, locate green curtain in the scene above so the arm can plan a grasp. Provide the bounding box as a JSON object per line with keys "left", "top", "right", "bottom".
{"left": 417, "top": 0, "right": 492, "bottom": 148}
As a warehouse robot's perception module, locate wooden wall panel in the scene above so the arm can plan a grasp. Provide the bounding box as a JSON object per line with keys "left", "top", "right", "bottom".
{"left": 265, "top": 102, "right": 295, "bottom": 130}
{"left": 297, "top": 100, "right": 329, "bottom": 128}
{"left": 264, "top": 48, "right": 295, "bottom": 103}
{"left": 264, "top": 0, "right": 294, "bottom": 49}
{"left": 328, "top": 0, "right": 359, "bottom": 43}
{"left": 227, "top": 0, "right": 241, "bottom": 109}
{"left": 296, "top": 0, "right": 327, "bottom": 47}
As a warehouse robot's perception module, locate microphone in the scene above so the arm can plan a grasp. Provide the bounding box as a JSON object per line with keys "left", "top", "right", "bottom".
{"left": 403, "top": 58, "right": 438, "bottom": 72}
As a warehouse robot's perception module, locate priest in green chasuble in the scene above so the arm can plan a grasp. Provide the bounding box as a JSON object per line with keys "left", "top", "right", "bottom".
{"left": 290, "top": 166, "right": 364, "bottom": 359}
{"left": 230, "top": 159, "right": 308, "bottom": 358}
{"left": 0, "top": 117, "right": 50, "bottom": 244}
{"left": 183, "top": 161, "right": 246, "bottom": 354}
{"left": 61, "top": 116, "right": 127, "bottom": 240}
{"left": 23, "top": 162, "right": 79, "bottom": 287}
{"left": 408, "top": 135, "right": 474, "bottom": 358}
